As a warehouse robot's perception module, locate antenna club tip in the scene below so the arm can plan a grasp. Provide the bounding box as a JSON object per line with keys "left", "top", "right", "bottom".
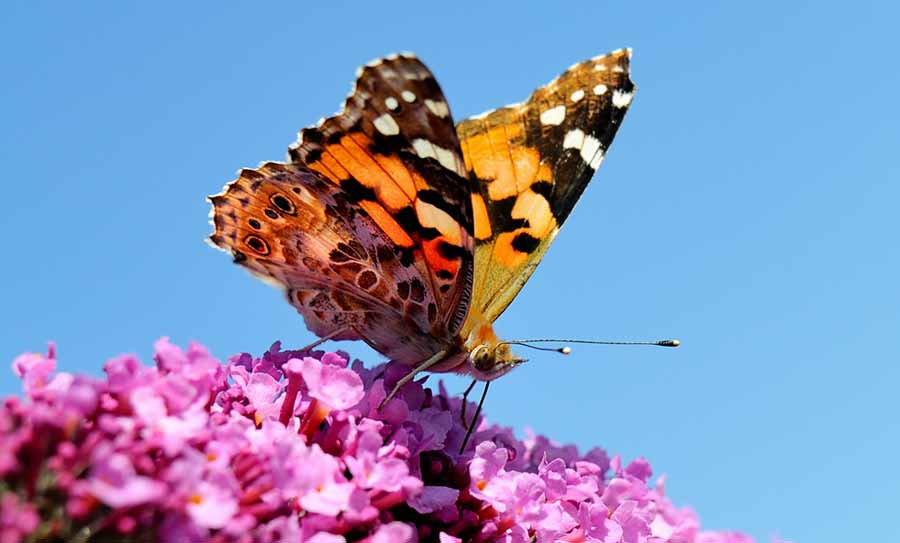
{"left": 560, "top": 346, "right": 572, "bottom": 355}
{"left": 662, "top": 339, "right": 680, "bottom": 347}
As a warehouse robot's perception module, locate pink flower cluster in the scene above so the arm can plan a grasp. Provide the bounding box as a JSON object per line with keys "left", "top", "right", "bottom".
{"left": 1, "top": 340, "right": 755, "bottom": 543}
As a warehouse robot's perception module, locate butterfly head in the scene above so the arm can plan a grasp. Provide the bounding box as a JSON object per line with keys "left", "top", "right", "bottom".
{"left": 463, "top": 322, "right": 526, "bottom": 381}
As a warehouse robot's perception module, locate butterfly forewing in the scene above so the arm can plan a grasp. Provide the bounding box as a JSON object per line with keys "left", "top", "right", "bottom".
{"left": 457, "top": 48, "right": 635, "bottom": 329}
{"left": 210, "top": 54, "right": 476, "bottom": 363}
{"left": 288, "top": 54, "right": 474, "bottom": 338}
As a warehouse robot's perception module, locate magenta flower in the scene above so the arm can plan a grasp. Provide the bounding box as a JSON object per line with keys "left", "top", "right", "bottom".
{"left": 0, "top": 493, "right": 38, "bottom": 543}
{"left": 85, "top": 451, "right": 166, "bottom": 508}
{"left": 0, "top": 339, "right": 763, "bottom": 542}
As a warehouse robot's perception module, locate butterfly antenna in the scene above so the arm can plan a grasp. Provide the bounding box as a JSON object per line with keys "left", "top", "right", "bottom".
{"left": 498, "top": 338, "right": 680, "bottom": 354}
{"left": 500, "top": 342, "right": 573, "bottom": 355}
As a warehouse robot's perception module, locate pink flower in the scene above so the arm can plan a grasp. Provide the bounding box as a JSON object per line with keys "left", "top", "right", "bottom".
{"left": 185, "top": 472, "right": 240, "bottom": 529}
{"left": 345, "top": 430, "right": 411, "bottom": 492}
{"left": 369, "top": 521, "right": 415, "bottom": 543}
{"left": 85, "top": 452, "right": 166, "bottom": 508}
{"left": 11, "top": 344, "right": 56, "bottom": 393}
{"left": 0, "top": 492, "right": 39, "bottom": 543}
{"left": 0, "top": 339, "right": 762, "bottom": 543}
{"left": 295, "top": 356, "right": 364, "bottom": 410}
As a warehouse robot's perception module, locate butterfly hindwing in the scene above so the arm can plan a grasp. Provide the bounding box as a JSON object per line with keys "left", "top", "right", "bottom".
{"left": 457, "top": 48, "right": 635, "bottom": 328}
{"left": 209, "top": 162, "right": 452, "bottom": 362}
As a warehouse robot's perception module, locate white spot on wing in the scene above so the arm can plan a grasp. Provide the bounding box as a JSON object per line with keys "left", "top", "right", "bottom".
{"left": 412, "top": 139, "right": 435, "bottom": 161}
{"left": 612, "top": 90, "right": 634, "bottom": 108}
{"left": 570, "top": 89, "right": 585, "bottom": 102}
{"left": 540, "top": 105, "right": 566, "bottom": 126}
{"left": 434, "top": 146, "right": 459, "bottom": 172}
{"left": 580, "top": 135, "right": 603, "bottom": 169}
{"left": 412, "top": 138, "right": 464, "bottom": 175}
{"left": 385, "top": 97, "right": 399, "bottom": 110}
{"left": 593, "top": 84, "right": 608, "bottom": 96}
{"left": 425, "top": 99, "right": 450, "bottom": 118}
{"left": 373, "top": 113, "right": 399, "bottom": 136}
{"left": 563, "top": 129, "right": 585, "bottom": 150}
{"left": 401, "top": 90, "right": 416, "bottom": 102}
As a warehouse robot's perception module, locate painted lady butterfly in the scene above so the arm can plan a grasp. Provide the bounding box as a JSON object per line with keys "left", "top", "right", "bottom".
{"left": 209, "top": 49, "right": 636, "bottom": 404}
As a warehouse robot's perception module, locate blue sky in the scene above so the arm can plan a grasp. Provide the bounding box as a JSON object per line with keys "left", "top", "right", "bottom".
{"left": 2, "top": 2, "right": 898, "bottom": 541}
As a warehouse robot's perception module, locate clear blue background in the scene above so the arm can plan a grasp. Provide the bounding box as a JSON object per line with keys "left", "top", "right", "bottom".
{"left": 2, "top": 2, "right": 898, "bottom": 541}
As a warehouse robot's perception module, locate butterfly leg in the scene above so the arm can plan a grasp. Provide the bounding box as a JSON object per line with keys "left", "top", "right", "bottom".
{"left": 460, "top": 381, "right": 490, "bottom": 454}
{"left": 459, "top": 379, "right": 478, "bottom": 426}
{"left": 379, "top": 350, "right": 447, "bottom": 409}
{"left": 298, "top": 328, "right": 347, "bottom": 352}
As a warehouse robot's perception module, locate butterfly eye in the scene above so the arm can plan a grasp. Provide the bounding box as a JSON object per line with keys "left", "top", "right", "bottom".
{"left": 243, "top": 235, "right": 270, "bottom": 255}
{"left": 472, "top": 346, "right": 494, "bottom": 371}
{"left": 269, "top": 193, "right": 296, "bottom": 215}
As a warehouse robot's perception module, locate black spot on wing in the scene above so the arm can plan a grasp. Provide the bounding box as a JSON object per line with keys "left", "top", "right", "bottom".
{"left": 329, "top": 249, "right": 352, "bottom": 263}
{"left": 303, "top": 147, "right": 323, "bottom": 163}
{"left": 530, "top": 181, "right": 553, "bottom": 200}
{"left": 341, "top": 177, "right": 378, "bottom": 203}
{"left": 244, "top": 235, "right": 270, "bottom": 255}
{"left": 270, "top": 194, "right": 296, "bottom": 215}
{"left": 357, "top": 270, "right": 378, "bottom": 290}
{"left": 398, "top": 247, "right": 415, "bottom": 267}
{"left": 511, "top": 232, "right": 541, "bottom": 254}
{"left": 490, "top": 196, "right": 530, "bottom": 233}
{"left": 438, "top": 241, "right": 466, "bottom": 260}
{"left": 301, "top": 129, "right": 324, "bottom": 145}
{"left": 397, "top": 281, "right": 410, "bottom": 300}
{"left": 410, "top": 278, "right": 425, "bottom": 303}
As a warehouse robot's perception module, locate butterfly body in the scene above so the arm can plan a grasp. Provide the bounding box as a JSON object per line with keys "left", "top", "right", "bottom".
{"left": 210, "top": 50, "right": 635, "bottom": 381}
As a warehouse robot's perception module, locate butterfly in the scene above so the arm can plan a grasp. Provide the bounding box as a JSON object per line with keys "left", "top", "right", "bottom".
{"left": 209, "top": 49, "right": 636, "bottom": 412}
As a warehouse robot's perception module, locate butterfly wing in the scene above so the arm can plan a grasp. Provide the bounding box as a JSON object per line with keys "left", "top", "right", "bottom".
{"left": 457, "top": 48, "right": 635, "bottom": 329}
{"left": 210, "top": 54, "right": 474, "bottom": 362}
{"left": 289, "top": 53, "right": 474, "bottom": 340}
